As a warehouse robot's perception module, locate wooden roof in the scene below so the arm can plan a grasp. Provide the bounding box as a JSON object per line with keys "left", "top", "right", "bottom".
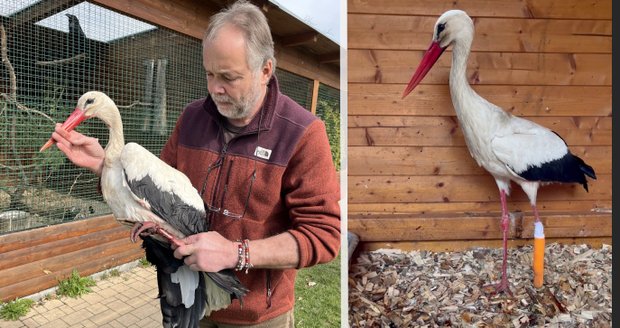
{"left": 4, "top": 0, "right": 340, "bottom": 89}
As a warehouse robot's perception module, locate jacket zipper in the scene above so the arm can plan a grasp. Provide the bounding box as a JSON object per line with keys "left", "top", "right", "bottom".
{"left": 266, "top": 270, "right": 272, "bottom": 308}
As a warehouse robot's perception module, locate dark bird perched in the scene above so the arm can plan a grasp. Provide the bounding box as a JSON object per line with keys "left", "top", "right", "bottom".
{"left": 401, "top": 10, "right": 596, "bottom": 295}
{"left": 65, "top": 14, "right": 87, "bottom": 58}
{"left": 40, "top": 91, "right": 248, "bottom": 327}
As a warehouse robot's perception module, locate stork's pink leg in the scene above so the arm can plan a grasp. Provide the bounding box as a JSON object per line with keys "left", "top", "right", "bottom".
{"left": 532, "top": 204, "right": 541, "bottom": 222}
{"left": 129, "top": 222, "right": 183, "bottom": 248}
{"left": 485, "top": 189, "right": 513, "bottom": 296}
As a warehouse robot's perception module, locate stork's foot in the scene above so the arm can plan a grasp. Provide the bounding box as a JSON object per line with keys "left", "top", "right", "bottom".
{"left": 129, "top": 222, "right": 183, "bottom": 248}
{"left": 483, "top": 277, "right": 514, "bottom": 297}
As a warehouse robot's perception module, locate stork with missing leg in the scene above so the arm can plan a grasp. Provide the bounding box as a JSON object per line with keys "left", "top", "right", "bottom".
{"left": 40, "top": 91, "right": 248, "bottom": 327}
{"left": 401, "top": 10, "right": 596, "bottom": 295}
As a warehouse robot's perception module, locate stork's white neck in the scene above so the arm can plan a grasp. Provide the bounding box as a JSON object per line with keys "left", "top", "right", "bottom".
{"left": 99, "top": 106, "right": 125, "bottom": 165}
{"left": 448, "top": 37, "right": 477, "bottom": 116}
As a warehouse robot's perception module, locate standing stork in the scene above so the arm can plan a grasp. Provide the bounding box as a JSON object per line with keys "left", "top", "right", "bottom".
{"left": 401, "top": 10, "right": 596, "bottom": 294}
{"left": 40, "top": 91, "right": 248, "bottom": 327}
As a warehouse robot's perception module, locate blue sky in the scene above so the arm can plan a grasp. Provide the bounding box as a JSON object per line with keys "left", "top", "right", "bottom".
{"left": 270, "top": 0, "right": 341, "bottom": 45}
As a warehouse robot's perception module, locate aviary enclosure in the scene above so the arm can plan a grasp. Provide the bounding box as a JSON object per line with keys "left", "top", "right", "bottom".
{"left": 0, "top": 0, "right": 340, "bottom": 302}
{"left": 347, "top": 0, "right": 611, "bottom": 326}
{"left": 0, "top": 1, "right": 340, "bottom": 234}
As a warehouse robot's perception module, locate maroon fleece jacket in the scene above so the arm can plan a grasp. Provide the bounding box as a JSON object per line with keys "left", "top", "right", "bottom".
{"left": 159, "top": 76, "right": 340, "bottom": 324}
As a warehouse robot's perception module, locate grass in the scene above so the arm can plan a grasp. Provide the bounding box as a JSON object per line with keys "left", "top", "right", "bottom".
{"left": 139, "top": 256, "right": 151, "bottom": 267}
{"left": 294, "top": 254, "right": 341, "bottom": 328}
{"left": 56, "top": 269, "right": 96, "bottom": 298}
{"left": 0, "top": 299, "right": 34, "bottom": 320}
{"left": 101, "top": 269, "right": 121, "bottom": 280}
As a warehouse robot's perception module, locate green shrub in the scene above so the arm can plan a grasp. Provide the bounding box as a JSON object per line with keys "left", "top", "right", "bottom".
{"left": 0, "top": 298, "right": 34, "bottom": 320}
{"left": 317, "top": 99, "right": 340, "bottom": 171}
{"left": 56, "top": 269, "right": 96, "bottom": 298}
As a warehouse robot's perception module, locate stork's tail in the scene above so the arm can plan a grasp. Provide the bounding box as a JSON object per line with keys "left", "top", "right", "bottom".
{"left": 574, "top": 154, "right": 596, "bottom": 192}
{"left": 206, "top": 270, "right": 249, "bottom": 302}
{"left": 202, "top": 271, "right": 249, "bottom": 316}
{"left": 142, "top": 237, "right": 205, "bottom": 328}
{"left": 568, "top": 153, "right": 596, "bottom": 192}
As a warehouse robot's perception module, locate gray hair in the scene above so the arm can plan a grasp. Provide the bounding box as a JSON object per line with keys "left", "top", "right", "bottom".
{"left": 204, "top": 0, "right": 276, "bottom": 73}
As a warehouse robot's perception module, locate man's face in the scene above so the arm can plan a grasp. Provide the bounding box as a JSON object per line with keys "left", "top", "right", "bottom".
{"left": 203, "top": 24, "right": 270, "bottom": 122}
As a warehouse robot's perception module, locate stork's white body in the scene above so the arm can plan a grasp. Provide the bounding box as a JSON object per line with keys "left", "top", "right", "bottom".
{"left": 40, "top": 91, "right": 247, "bottom": 325}
{"left": 402, "top": 10, "right": 595, "bottom": 294}
{"left": 446, "top": 14, "right": 567, "bottom": 203}
{"left": 76, "top": 92, "right": 203, "bottom": 309}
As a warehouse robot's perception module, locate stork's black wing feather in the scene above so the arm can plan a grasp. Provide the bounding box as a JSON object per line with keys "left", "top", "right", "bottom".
{"left": 124, "top": 171, "right": 209, "bottom": 235}
{"left": 517, "top": 152, "right": 597, "bottom": 192}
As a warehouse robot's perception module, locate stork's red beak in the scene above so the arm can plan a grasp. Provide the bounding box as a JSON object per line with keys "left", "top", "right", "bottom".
{"left": 39, "top": 108, "right": 87, "bottom": 152}
{"left": 401, "top": 41, "right": 446, "bottom": 99}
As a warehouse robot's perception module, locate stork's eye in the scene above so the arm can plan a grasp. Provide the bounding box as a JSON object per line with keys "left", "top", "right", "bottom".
{"left": 437, "top": 23, "right": 446, "bottom": 36}
{"left": 85, "top": 98, "right": 95, "bottom": 105}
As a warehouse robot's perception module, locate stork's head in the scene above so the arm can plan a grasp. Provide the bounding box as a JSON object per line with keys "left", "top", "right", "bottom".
{"left": 39, "top": 91, "right": 116, "bottom": 152}
{"left": 75, "top": 91, "right": 117, "bottom": 118}
{"left": 402, "top": 10, "right": 474, "bottom": 99}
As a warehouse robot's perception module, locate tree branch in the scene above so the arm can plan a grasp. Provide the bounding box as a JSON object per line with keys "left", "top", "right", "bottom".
{"left": 35, "top": 53, "right": 87, "bottom": 66}
{"left": 0, "top": 24, "right": 55, "bottom": 123}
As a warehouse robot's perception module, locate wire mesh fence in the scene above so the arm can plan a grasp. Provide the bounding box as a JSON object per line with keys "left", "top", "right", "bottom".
{"left": 316, "top": 83, "right": 340, "bottom": 170}
{"left": 0, "top": 0, "right": 340, "bottom": 234}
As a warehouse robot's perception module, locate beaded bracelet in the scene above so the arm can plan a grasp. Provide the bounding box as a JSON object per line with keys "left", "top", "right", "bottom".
{"left": 235, "top": 239, "right": 253, "bottom": 273}
{"left": 242, "top": 239, "right": 253, "bottom": 273}
{"left": 235, "top": 241, "right": 245, "bottom": 271}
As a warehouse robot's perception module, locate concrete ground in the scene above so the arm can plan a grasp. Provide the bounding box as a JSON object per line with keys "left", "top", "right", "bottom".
{"left": 0, "top": 264, "right": 163, "bottom": 328}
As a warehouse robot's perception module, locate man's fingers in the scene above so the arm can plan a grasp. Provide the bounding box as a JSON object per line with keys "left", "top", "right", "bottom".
{"left": 173, "top": 243, "right": 194, "bottom": 260}
{"left": 54, "top": 124, "right": 92, "bottom": 145}
{"left": 52, "top": 132, "right": 72, "bottom": 150}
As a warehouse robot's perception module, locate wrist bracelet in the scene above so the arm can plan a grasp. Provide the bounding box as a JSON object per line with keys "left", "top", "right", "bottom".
{"left": 235, "top": 239, "right": 253, "bottom": 273}
{"left": 235, "top": 241, "right": 245, "bottom": 271}
{"left": 242, "top": 239, "right": 253, "bottom": 273}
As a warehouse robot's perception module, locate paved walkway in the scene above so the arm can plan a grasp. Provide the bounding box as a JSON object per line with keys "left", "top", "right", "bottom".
{"left": 1, "top": 264, "right": 163, "bottom": 328}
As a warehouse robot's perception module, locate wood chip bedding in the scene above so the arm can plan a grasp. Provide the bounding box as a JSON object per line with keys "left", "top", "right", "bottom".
{"left": 349, "top": 243, "right": 611, "bottom": 327}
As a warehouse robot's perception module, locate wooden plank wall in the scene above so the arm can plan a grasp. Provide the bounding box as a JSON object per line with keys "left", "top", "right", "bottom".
{"left": 347, "top": 0, "right": 612, "bottom": 247}
{"left": 0, "top": 216, "right": 143, "bottom": 302}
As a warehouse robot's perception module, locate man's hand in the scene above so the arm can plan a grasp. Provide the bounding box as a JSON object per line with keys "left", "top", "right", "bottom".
{"left": 52, "top": 123, "right": 105, "bottom": 176}
{"left": 173, "top": 231, "right": 238, "bottom": 272}
{"left": 173, "top": 231, "right": 300, "bottom": 272}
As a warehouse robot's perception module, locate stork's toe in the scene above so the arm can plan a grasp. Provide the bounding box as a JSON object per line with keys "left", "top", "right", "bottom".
{"left": 129, "top": 221, "right": 158, "bottom": 243}
{"left": 483, "top": 278, "right": 514, "bottom": 297}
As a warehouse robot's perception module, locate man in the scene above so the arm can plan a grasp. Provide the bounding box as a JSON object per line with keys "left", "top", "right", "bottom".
{"left": 50, "top": 1, "right": 340, "bottom": 327}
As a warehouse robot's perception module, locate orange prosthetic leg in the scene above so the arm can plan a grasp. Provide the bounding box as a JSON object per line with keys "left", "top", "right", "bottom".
{"left": 533, "top": 221, "right": 545, "bottom": 288}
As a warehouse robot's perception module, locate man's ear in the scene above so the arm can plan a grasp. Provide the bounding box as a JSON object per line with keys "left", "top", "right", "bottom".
{"left": 260, "top": 59, "right": 273, "bottom": 84}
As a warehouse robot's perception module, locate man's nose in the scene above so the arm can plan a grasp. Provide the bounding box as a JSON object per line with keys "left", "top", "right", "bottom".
{"left": 209, "top": 80, "right": 226, "bottom": 95}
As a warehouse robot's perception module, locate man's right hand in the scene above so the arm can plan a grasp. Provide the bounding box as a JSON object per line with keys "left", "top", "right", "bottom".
{"left": 51, "top": 123, "right": 105, "bottom": 176}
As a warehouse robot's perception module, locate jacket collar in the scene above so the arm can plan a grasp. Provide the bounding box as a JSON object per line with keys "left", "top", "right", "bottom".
{"left": 202, "top": 75, "right": 280, "bottom": 135}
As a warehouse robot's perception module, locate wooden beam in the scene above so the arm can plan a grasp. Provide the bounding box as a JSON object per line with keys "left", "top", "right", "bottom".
{"left": 279, "top": 31, "right": 318, "bottom": 47}
{"left": 348, "top": 0, "right": 612, "bottom": 19}
{"left": 348, "top": 212, "right": 612, "bottom": 242}
{"left": 92, "top": 0, "right": 216, "bottom": 38}
{"left": 9, "top": 0, "right": 80, "bottom": 24}
{"left": 275, "top": 43, "right": 339, "bottom": 89}
{"left": 310, "top": 80, "right": 320, "bottom": 114}
{"left": 0, "top": 215, "right": 119, "bottom": 254}
{"left": 0, "top": 215, "right": 144, "bottom": 302}
{"left": 319, "top": 52, "right": 340, "bottom": 64}
{"left": 355, "top": 237, "right": 612, "bottom": 254}
{"left": 92, "top": 0, "right": 339, "bottom": 89}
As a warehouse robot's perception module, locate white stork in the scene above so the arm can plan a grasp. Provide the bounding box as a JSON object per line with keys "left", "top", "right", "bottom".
{"left": 40, "top": 91, "right": 248, "bottom": 327}
{"left": 401, "top": 10, "right": 596, "bottom": 294}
